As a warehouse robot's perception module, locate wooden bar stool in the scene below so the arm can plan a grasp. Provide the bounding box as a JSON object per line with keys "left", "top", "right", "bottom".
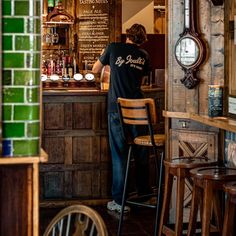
{"left": 158, "top": 156, "right": 217, "bottom": 236}
{"left": 222, "top": 181, "right": 236, "bottom": 236}
{"left": 187, "top": 166, "right": 236, "bottom": 236}
{"left": 117, "top": 98, "right": 165, "bottom": 236}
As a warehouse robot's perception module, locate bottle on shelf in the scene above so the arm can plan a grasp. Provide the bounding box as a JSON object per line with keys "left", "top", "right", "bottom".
{"left": 66, "top": 56, "right": 74, "bottom": 78}
{"left": 55, "top": 58, "right": 62, "bottom": 76}
{"left": 47, "top": 59, "right": 51, "bottom": 77}
{"left": 62, "top": 56, "right": 70, "bottom": 83}
{"left": 62, "top": 56, "right": 67, "bottom": 76}
{"left": 47, "top": 0, "right": 54, "bottom": 13}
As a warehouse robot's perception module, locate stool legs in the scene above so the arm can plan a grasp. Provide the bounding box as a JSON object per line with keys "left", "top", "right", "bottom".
{"left": 154, "top": 150, "right": 164, "bottom": 236}
{"left": 118, "top": 145, "right": 164, "bottom": 236}
{"left": 202, "top": 180, "right": 213, "bottom": 236}
{"left": 222, "top": 194, "right": 236, "bottom": 236}
{"left": 187, "top": 179, "right": 223, "bottom": 236}
{"left": 187, "top": 183, "right": 202, "bottom": 236}
{"left": 117, "top": 145, "right": 132, "bottom": 236}
{"left": 175, "top": 169, "right": 186, "bottom": 236}
{"left": 158, "top": 166, "right": 173, "bottom": 236}
{"left": 158, "top": 168, "right": 187, "bottom": 236}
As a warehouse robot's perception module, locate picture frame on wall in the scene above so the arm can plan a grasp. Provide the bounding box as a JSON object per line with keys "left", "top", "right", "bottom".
{"left": 225, "top": 140, "right": 236, "bottom": 167}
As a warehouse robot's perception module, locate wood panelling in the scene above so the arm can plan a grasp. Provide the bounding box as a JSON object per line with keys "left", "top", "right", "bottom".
{"left": 166, "top": 0, "right": 224, "bottom": 160}
{"left": 41, "top": 90, "right": 164, "bottom": 203}
{"left": 41, "top": 93, "right": 111, "bottom": 201}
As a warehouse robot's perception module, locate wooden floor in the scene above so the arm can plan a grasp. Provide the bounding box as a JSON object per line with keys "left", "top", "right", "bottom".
{"left": 40, "top": 204, "right": 156, "bottom": 235}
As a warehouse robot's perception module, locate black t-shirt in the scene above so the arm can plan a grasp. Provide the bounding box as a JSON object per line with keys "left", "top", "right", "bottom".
{"left": 99, "top": 42, "right": 151, "bottom": 113}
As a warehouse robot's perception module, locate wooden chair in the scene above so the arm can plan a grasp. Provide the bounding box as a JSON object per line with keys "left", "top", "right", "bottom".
{"left": 117, "top": 97, "right": 165, "bottom": 236}
{"left": 43, "top": 204, "right": 108, "bottom": 236}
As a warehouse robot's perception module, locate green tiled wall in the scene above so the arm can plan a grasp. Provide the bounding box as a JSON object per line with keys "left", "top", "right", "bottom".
{"left": 2, "top": 0, "right": 41, "bottom": 156}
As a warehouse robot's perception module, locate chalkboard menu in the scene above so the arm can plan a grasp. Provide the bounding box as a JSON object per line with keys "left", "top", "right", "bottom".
{"left": 77, "top": 0, "right": 110, "bottom": 69}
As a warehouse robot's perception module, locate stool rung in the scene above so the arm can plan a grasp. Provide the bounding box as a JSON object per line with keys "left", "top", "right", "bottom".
{"left": 126, "top": 200, "right": 156, "bottom": 208}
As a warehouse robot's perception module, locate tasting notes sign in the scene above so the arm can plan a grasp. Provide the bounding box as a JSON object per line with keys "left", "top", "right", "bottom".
{"left": 77, "top": 0, "right": 110, "bottom": 68}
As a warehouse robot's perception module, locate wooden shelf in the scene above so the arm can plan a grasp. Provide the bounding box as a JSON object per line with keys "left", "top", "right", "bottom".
{"left": 0, "top": 149, "right": 48, "bottom": 165}
{"left": 163, "top": 110, "right": 236, "bottom": 133}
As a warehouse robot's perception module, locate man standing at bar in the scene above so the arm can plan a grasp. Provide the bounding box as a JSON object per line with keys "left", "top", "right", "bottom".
{"left": 92, "top": 24, "right": 151, "bottom": 213}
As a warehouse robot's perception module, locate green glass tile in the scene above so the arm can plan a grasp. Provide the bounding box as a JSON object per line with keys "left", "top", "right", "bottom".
{"left": 15, "top": 1, "right": 29, "bottom": 16}
{"left": 26, "top": 52, "right": 40, "bottom": 68}
{"left": 35, "top": 36, "right": 41, "bottom": 51}
{"left": 3, "top": 35, "right": 12, "bottom": 50}
{"left": 26, "top": 88, "right": 39, "bottom": 103}
{"left": 3, "top": 70, "right": 12, "bottom": 85}
{"left": 14, "top": 105, "right": 39, "bottom": 120}
{"left": 3, "top": 105, "right": 12, "bottom": 121}
{"left": 27, "top": 122, "right": 40, "bottom": 137}
{"left": 2, "top": 122, "right": 25, "bottom": 138}
{"left": 2, "top": 0, "right": 11, "bottom": 15}
{"left": 3, "top": 53, "right": 24, "bottom": 68}
{"left": 3, "top": 88, "right": 24, "bottom": 103}
{"left": 36, "top": 19, "right": 41, "bottom": 34}
{"left": 26, "top": 18, "right": 35, "bottom": 34}
{"left": 2, "top": 18, "right": 24, "bottom": 33}
{"left": 13, "top": 139, "right": 39, "bottom": 156}
{"left": 26, "top": 18, "right": 41, "bottom": 34}
{"left": 15, "top": 36, "right": 30, "bottom": 50}
{"left": 14, "top": 70, "right": 40, "bottom": 86}
{"left": 35, "top": 1, "right": 41, "bottom": 16}
{"left": 28, "top": 35, "right": 41, "bottom": 51}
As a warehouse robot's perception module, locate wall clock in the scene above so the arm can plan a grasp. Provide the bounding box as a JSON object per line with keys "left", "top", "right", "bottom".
{"left": 175, "top": 0, "right": 206, "bottom": 89}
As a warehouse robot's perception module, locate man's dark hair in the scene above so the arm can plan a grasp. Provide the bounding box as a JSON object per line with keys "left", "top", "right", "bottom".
{"left": 126, "top": 24, "right": 147, "bottom": 45}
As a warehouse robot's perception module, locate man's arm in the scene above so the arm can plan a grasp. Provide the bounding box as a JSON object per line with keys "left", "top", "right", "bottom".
{"left": 92, "top": 59, "right": 104, "bottom": 74}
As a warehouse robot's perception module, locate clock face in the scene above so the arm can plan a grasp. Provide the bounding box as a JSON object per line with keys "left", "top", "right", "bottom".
{"left": 175, "top": 37, "right": 200, "bottom": 67}
{"left": 174, "top": 0, "right": 206, "bottom": 89}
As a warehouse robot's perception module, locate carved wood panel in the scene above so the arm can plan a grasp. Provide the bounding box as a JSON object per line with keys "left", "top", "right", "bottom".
{"left": 40, "top": 94, "right": 111, "bottom": 201}
{"left": 170, "top": 129, "right": 218, "bottom": 160}
{"left": 169, "top": 129, "right": 218, "bottom": 211}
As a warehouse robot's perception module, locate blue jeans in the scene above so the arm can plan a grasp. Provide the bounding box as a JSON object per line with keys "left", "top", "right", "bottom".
{"left": 108, "top": 112, "right": 150, "bottom": 205}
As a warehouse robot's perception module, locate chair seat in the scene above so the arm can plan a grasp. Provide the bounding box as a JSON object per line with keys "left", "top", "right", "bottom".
{"left": 223, "top": 181, "right": 236, "bottom": 195}
{"left": 190, "top": 166, "right": 236, "bottom": 180}
{"left": 134, "top": 134, "right": 165, "bottom": 146}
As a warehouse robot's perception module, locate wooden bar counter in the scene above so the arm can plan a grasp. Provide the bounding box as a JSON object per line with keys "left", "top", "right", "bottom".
{"left": 40, "top": 87, "right": 164, "bottom": 207}
{"left": 0, "top": 149, "right": 48, "bottom": 236}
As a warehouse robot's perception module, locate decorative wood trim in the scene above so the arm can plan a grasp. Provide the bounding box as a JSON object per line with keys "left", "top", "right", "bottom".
{"left": 0, "top": 149, "right": 48, "bottom": 165}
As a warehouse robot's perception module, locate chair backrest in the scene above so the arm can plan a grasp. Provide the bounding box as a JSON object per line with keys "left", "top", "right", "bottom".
{"left": 43, "top": 204, "right": 108, "bottom": 236}
{"left": 117, "top": 98, "right": 157, "bottom": 125}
